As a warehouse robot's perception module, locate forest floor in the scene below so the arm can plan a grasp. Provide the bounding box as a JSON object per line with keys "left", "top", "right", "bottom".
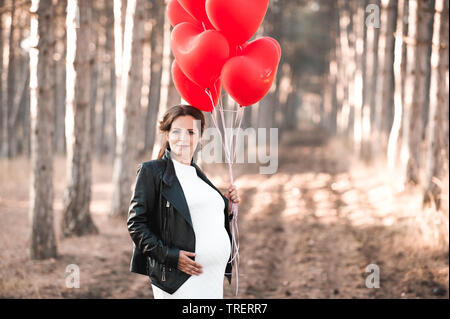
{"left": 0, "top": 129, "right": 448, "bottom": 299}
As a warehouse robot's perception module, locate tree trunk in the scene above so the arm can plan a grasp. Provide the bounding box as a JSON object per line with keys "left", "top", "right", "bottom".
{"left": 334, "top": 6, "right": 344, "bottom": 134}
{"left": 113, "top": 0, "right": 126, "bottom": 157}
{"left": 0, "top": 0, "right": 3, "bottom": 151}
{"left": 53, "top": 0, "right": 67, "bottom": 155}
{"left": 336, "top": 0, "right": 354, "bottom": 137}
{"left": 23, "top": 76, "right": 31, "bottom": 157}
{"left": 168, "top": 55, "right": 182, "bottom": 108}
{"left": 29, "top": 0, "right": 57, "bottom": 259}
{"left": 423, "top": 0, "right": 448, "bottom": 210}
{"left": 1, "top": 0, "right": 14, "bottom": 157}
{"left": 13, "top": 60, "right": 29, "bottom": 155}
{"left": 323, "top": 9, "right": 338, "bottom": 136}
{"left": 362, "top": 0, "right": 380, "bottom": 162}
{"left": 284, "top": 86, "right": 299, "bottom": 131}
{"left": 62, "top": 0, "right": 98, "bottom": 236}
{"left": 89, "top": 11, "right": 99, "bottom": 163}
{"left": 373, "top": 0, "right": 397, "bottom": 158}
{"left": 101, "top": 0, "right": 116, "bottom": 162}
{"left": 13, "top": 8, "right": 31, "bottom": 156}
{"left": 93, "top": 0, "right": 108, "bottom": 161}
{"left": 145, "top": 0, "right": 164, "bottom": 154}
{"left": 94, "top": 0, "right": 105, "bottom": 160}
{"left": 4, "top": 0, "right": 15, "bottom": 158}
{"left": 351, "top": 0, "right": 366, "bottom": 156}
{"left": 401, "top": 0, "right": 434, "bottom": 186}
{"left": 151, "top": 0, "right": 172, "bottom": 160}
{"left": 111, "top": 0, "right": 146, "bottom": 217}
{"left": 387, "top": 0, "right": 407, "bottom": 172}
{"left": 257, "top": 90, "right": 275, "bottom": 129}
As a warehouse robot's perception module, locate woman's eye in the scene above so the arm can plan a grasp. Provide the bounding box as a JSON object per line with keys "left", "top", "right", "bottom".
{"left": 170, "top": 130, "right": 196, "bottom": 136}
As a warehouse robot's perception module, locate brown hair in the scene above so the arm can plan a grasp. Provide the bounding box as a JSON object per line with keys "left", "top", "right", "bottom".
{"left": 157, "top": 104, "right": 206, "bottom": 159}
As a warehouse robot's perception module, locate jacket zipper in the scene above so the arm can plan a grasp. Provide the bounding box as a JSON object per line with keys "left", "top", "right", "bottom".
{"left": 161, "top": 201, "right": 170, "bottom": 282}
{"left": 164, "top": 201, "right": 170, "bottom": 244}
{"left": 162, "top": 265, "right": 166, "bottom": 281}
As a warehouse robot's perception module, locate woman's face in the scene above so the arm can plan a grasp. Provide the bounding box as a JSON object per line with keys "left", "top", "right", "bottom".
{"left": 166, "top": 115, "right": 201, "bottom": 163}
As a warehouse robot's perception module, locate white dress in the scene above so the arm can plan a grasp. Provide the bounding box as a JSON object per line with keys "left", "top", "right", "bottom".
{"left": 151, "top": 157, "right": 231, "bottom": 299}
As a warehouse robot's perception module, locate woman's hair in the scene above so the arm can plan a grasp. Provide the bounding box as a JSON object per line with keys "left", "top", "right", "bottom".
{"left": 157, "top": 104, "right": 206, "bottom": 159}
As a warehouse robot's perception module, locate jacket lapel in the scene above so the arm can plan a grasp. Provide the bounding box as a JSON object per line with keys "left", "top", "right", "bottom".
{"left": 161, "top": 149, "right": 193, "bottom": 228}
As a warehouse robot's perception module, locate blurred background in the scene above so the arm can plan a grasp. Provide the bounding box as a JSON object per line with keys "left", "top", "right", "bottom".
{"left": 0, "top": 0, "right": 448, "bottom": 298}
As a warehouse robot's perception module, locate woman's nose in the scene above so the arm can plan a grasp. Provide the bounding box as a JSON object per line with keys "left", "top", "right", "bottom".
{"left": 178, "top": 130, "right": 189, "bottom": 142}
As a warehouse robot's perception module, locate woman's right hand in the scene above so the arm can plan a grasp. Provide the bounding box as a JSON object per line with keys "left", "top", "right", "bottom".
{"left": 177, "top": 250, "right": 203, "bottom": 276}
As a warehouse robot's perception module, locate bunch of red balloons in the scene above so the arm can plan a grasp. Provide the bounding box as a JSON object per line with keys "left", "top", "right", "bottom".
{"left": 168, "top": 0, "right": 281, "bottom": 112}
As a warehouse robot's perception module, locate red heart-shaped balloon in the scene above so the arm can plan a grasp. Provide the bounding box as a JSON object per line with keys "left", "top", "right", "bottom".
{"left": 221, "top": 37, "right": 281, "bottom": 106}
{"left": 167, "top": 0, "right": 200, "bottom": 27}
{"left": 171, "top": 22, "right": 229, "bottom": 89}
{"left": 177, "top": 0, "right": 214, "bottom": 30}
{"left": 266, "top": 37, "right": 281, "bottom": 60}
{"left": 172, "top": 60, "right": 220, "bottom": 112}
{"left": 206, "top": 0, "right": 269, "bottom": 46}
{"left": 229, "top": 37, "right": 281, "bottom": 59}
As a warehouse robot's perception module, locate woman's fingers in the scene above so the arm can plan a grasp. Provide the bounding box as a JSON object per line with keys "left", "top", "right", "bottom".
{"left": 190, "top": 261, "right": 202, "bottom": 274}
{"left": 178, "top": 250, "right": 203, "bottom": 275}
{"left": 230, "top": 192, "right": 240, "bottom": 203}
{"left": 187, "top": 259, "right": 202, "bottom": 271}
{"left": 182, "top": 264, "right": 202, "bottom": 275}
{"left": 189, "top": 265, "right": 202, "bottom": 275}
{"left": 228, "top": 184, "right": 240, "bottom": 204}
{"left": 183, "top": 251, "right": 196, "bottom": 257}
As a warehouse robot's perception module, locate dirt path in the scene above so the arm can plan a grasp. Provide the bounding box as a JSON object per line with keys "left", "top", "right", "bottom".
{"left": 221, "top": 133, "right": 447, "bottom": 298}
{"left": 0, "top": 134, "right": 448, "bottom": 298}
{"left": 223, "top": 139, "right": 373, "bottom": 298}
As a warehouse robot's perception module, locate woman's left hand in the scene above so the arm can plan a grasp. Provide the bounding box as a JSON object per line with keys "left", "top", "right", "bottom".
{"left": 227, "top": 184, "right": 240, "bottom": 205}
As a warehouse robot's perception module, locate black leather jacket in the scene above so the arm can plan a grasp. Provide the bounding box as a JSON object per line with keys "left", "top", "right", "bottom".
{"left": 127, "top": 148, "right": 234, "bottom": 294}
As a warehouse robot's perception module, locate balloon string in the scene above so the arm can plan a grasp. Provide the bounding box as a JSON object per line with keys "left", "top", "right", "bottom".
{"left": 205, "top": 89, "right": 227, "bottom": 152}
{"left": 233, "top": 106, "right": 244, "bottom": 164}
{"left": 218, "top": 99, "right": 232, "bottom": 163}
{"left": 217, "top": 99, "right": 240, "bottom": 297}
{"left": 217, "top": 99, "right": 229, "bottom": 161}
{"left": 205, "top": 88, "right": 241, "bottom": 296}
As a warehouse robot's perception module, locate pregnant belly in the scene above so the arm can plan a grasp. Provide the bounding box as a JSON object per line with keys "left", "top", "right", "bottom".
{"left": 195, "top": 228, "right": 231, "bottom": 268}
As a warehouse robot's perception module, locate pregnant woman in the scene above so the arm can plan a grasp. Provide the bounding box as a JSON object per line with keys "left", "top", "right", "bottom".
{"left": 127, "top": 104, "right": 240, "bottom": 299}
